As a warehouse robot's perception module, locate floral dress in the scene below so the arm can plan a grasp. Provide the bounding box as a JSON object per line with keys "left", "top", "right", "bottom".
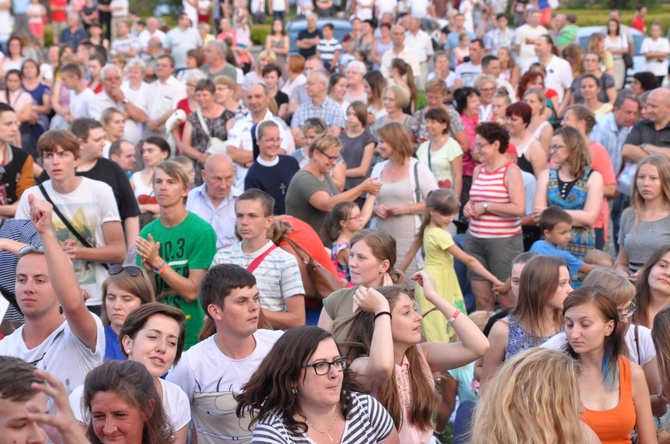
{"left": 187, "top": 108, "right": 235, "bottom": 185}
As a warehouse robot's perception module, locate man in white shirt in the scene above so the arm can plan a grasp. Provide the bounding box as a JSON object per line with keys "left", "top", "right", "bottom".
{"left": 138, "top": 17, "right": 166, "bottom": 60}
{"left": 522, "top": 34, "right": 573, "bottom": 106}
{"left": 145, "top": 54, "right": 187, "bottom": 142}
{"left": 164, "top": 13, "right": 202, "bottom": 71}
{"left": 514, "top": 10, "right": 548, "bottom": 69}
{"left": 186, "top": 154, "right": 242, "bottom": 249}
{"left": 0, "top": 196, "right": 104, "bottom": 396}
{"left": 380, "top": 24, "right": 421, "bottom": 80}
{"left": 166, "top": 263, "right": 282, "bottom": 443}
{"left": 405, "top": 16, "right": 434, "bottom": 89}
{"left": 110, "top": 20, "right": 139, "bottom": 58}
{"left": 455, "top": 38, "right": 485, "bottom": 87}
{"left": 226, "top": 83, "right": 294, "bottom": 189}
{"left": 89, "top": 64, "right": 148, "bottom": 145}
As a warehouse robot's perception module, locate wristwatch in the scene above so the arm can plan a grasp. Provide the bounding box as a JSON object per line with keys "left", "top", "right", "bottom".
{"left": 483, "top": 202, "right": 489, "bottom": 212}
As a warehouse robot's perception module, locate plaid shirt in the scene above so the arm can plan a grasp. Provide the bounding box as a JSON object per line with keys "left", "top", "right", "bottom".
{"left": 291, "top": 97, "right": 346, "bottom": 130}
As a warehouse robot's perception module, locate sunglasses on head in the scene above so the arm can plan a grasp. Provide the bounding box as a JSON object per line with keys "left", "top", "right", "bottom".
{"left": 108, "top": 265, "right": 143, "bottom": 277}
{"left": 18, "top": 245, "right": 44, "bottom": 258}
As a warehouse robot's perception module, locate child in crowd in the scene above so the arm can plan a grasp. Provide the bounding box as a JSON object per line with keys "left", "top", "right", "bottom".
{"left": 531, "top": 206, "right": 596, "bottom": 279}
{"left": 339, "top": 39, "right": 356, "bottom": 73}
{"left": 454, "top": 33, "right": 471, "bottom": 66}
{"left": 316, "top": 23, "right": 342, "bottom": 73}
{"left": 583, "top": 249, "right": 614, "bottom": 268}
{"left": 400, "top": 189, "right": 503, "bottom": 342}
{"left": 322, "top": 197, "right": 375, "bottom": 286}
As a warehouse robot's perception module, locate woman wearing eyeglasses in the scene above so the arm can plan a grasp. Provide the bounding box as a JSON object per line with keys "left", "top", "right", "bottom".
{"left": 285, "top": 134, "right": 381, "bottom": 237}
{"left": 236, "top": 326, "right": 399, "bottom": 443}
{"left": 337, "top": 274, "right": 488, "bottom": 443}
{"left": 543, "top": 268, "right": 667, "bottom": 417}
{"left": 100, "top": 264, "right": 156, "bottom": 361}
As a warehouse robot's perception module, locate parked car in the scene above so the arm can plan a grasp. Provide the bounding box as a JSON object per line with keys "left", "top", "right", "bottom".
{"left": 286, "top": 18, "right": 352, "bottom": 54}
{"left": 576, "top": 25, "right": 645, "bottom": 84}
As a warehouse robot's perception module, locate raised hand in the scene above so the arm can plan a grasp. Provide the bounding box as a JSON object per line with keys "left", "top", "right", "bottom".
{"left": 28, "top": 194, "right": 53, "bottom": 235}
{"left": 353, "top": 286, "right": 391, "bottom": 315}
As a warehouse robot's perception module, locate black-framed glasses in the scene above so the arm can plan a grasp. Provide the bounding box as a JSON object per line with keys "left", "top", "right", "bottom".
{"left": 108, "top": 265, "right": 143, "bottom": 277}
{"left": 302, "top": 357, "right": 348, "bottom": 375}
{"left": 18, "top": 245, "right": 44, "bottom": 258}
{"left": 319, "top": 150, "right": 339, "bottom": 162}
{"left": 620, "top": 301, "right": 637, "bottom": 319}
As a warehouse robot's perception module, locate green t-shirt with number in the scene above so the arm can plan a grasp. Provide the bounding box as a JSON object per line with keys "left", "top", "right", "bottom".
{"left": 138, "top": 212, "right": 217, "bottom": 349}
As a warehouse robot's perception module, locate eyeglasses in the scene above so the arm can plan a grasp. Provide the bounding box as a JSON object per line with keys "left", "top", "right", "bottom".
{"left": 549, "top": 144, "right": 567, "bottom": 151}
{"left": 620, "top": 301, "right": 637, "bottom": 319}
{"left": 302, "top": 357, "right": 348, "bottom": 375}
{"left": 262, "top": 138, "right": 282, "bottom": 144}
{"left": 18, "top": 245, "right": 44, "bottom": 258}
{"left": 472, "top": 142, "right": 490, "bottom": 150}
{"left": 108, "top": 264, "right": 143, "bottom": 277}
{"left": 319, "top": 151, "right": 340, "bottom": 162}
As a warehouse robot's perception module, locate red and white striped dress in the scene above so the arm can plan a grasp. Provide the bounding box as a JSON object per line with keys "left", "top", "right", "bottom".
{"left": 468, "top": 162, "right": 522, "bottom": 238}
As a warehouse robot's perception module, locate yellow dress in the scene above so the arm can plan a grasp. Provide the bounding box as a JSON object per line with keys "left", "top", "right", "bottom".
{"left": 414, "top": 227, "right": 466, "bottom": 343}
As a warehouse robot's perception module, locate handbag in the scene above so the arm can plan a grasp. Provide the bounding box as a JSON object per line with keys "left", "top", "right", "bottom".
{"left": 623, "top": 53, "right": 634, "bottom": 70}
{"left": 196, "top": 109, "right": 228, "bottom": 155}
{"left": 281, "top": 237, "right": 342, "bottom": 299}
{"left": 38, "top": 184, "right": 109, "bottom": 270}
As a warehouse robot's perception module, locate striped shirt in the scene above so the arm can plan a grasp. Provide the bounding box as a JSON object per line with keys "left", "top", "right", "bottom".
{"left": 211, "top": 241, "right": 305, "bottom": 313}
{"left": 468, "top": 162, "right": 522, "bottom": 238}
{"left": 251, "top": 392, "right": 394, "bottom": 443}
{"left": 316, "top": 37, "right": 342, "bottom": 63}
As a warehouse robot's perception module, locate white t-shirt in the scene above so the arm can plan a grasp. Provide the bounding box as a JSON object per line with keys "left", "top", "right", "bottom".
{"left": 541, "top": 324, "right": 655, "bottom": 366}
{"left": 404, "top": 30, "right": 434, "bottom": 63}
{"left": 69, "top": 378, "right": 191, "bottom": 431}
{"left": 514, "top": 24, "right": 548, "bottom": 68}
{"left": 69, "top": 88, "right": 95, "bottom": 119}
{"left": 522, "top": 55, "right": 573, "bottom": 102}
{"left": 375, "top": 0, "right": 395, "bottom": 16}
{"left": 182, "top": 0, "right": 198, "bottom": 26}
{"left": 427, "top": 70, "right": 458, "bottom": 90}
{"left": 166, "top": 330, "right": 283, "bottom": 443}
{"left": 458, "top": 0, "right": 474, "bottom": 34}
{"left": 15, "top": 178, "right": 121, "bottom": 306}
{"left": 410, "top": 0, "right": 430, "bottom": 18}
{"left": 0, "top": 315, "right": 105, "bottom": 396}
{"left": 641, "top": 37, "right": 670, "bottom": 77}
{"left": 110, "top": 0, "right": 128, "bottom": 16}
{"left": 455, "top": 61, "right": 482, "bottom": 88}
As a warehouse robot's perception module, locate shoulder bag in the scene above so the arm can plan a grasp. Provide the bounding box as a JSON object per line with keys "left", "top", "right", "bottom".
{"left": 196, "top": 109, "right": 228, "bottom": 155}
{"left": 281, "top": 236, "right": 342, "bottom": 300}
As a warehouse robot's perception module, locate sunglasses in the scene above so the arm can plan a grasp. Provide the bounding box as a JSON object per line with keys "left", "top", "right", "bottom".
{"left": 18, "top": 245, "right": 44, "bottom": 258}
{"left": 108, "top": 265, "right": 143, "bottom": 277}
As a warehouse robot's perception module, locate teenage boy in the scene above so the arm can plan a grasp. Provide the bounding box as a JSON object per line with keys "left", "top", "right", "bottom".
{"left": 136, "top": 160, "right": 217, "bottom": 349}
{"left": 59, "top": 63, "right": 95, "bottom": 122}
{"left": 244, "top": 121, "right": 300, "bottom": 214}
{"left": 211, "top": 189, "right": 306, "bottom": 329}
{"left": 316, "top": 23, "right": 342, "bottom": 73}
{"left": 0, "top": 195, "right": 105, "bottom": 395}
{"left": 167, "top": 264, "right": 282, "bottom": 443}
{"left": 16, "top": 130, "right": 126, "bottom": 311}
{"left": 0, "top": 103, "right": 34, "bottom": 218}
{"left": 530, "top": 206, "right": 596, "bottom": 278}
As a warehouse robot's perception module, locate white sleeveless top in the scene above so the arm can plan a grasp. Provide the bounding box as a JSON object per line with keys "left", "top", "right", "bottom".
{"left": 532, "top": 120, "right": 551, "bottom": 141}
{"left": 131, "top": 172, "right": 154, "bottom": 200}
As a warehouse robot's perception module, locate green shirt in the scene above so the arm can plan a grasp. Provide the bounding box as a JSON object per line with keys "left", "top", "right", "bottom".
{"left": 200, "top": 63, "right": 238, "bottom": 86}
{"left": 138, "top": 212, "right": 217, "bottom": 349}
{"left": 555, "top": 24, "right": 579, "bottom": 46}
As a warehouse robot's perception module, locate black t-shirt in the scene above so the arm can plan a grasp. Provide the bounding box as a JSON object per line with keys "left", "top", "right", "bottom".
{"left": 274, "top": 90, "right": 289, "bottom": 109}
{"left": 37, "top": 158, "right": 140, "bottom": 220}
{"left": 297, "top": 28, "right": 322, "bottom": 59}
{"left": 624, "top": 119, "right": 670, "bottom": 149}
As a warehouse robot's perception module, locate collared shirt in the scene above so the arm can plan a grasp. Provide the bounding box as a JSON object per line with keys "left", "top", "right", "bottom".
{"left": 111, "top": 34, "right": 140, "bottom": 56}
{"left": 60, "top": 27, "right": 87, "bottom": 49}
{"left": 624, "top": 119, "right": 670, "bottom": 149}
{"left": 226, "top": 109, "right": 295, "bottom": 189}
{"left": 146, "top": 76, "right": 186, "bottom": 121}
{"left": 591, "top": 113, "right": 631, "bottom": 174}
{"left": 484, "top": 27, "right": 515, "bottom": 54}
{"left": 185, "top": 184, "right": 242, "bottom": 249}
{"left": 380, "top": 45, "right": 421, "bottom": 79}
{"left": 291, "top": 97, "right": 346, "bottom": 131}
{"left": 405, "top": 29, "right": 434, "bottom": 62}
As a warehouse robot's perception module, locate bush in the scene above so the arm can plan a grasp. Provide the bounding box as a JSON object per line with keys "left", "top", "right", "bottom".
{"left": 251, "top": 24, "right": 272, "bottom": 45}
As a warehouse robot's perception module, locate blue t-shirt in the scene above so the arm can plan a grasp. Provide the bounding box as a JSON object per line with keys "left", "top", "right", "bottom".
{"left": 530, "top": 240, "right": 583, "bottom": 277}
{"left": 104, "top": 324, "right": 126, "bottom": 361}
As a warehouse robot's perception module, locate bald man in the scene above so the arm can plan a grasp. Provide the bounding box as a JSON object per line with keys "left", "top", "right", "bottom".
{"left": 622, "top": 88, "right": 670, "bottom": 163}
{"left": 186, "top": 154, "right": 243, "bottom": 249}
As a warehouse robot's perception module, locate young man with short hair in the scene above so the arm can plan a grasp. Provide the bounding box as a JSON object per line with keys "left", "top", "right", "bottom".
{"left": 212, "top": 189, "right": 306, "bottom": 329}
{"left": 167, "top": 263, "right": 282, "bottom": 442}
{"left": 244, "top": 121, "right": 299, "bottom": 214}
{"left": 16, "top": 130, "right": 126, "bottom": 311}
{"left": 136, "top": 160, "right": 217, "bottom": 349}
{"left": 0, "top": 195, "right": 105, "bottom": 395}
{"left": 58, "top": 63, "right": 95, "bottom": 123}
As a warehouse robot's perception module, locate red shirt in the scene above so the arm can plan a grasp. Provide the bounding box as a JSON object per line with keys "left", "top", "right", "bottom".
{"left": 631, "top": 16, "right": 646, "bottom": 35}
{"left": 50, "top": 0, "right": 67, "bottom": 22}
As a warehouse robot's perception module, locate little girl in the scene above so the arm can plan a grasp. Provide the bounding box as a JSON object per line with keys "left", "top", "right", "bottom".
{"left": 400, "top": 189, "right": 503, "bottom": 342}
{"left": 322, "top": 196, "right": 375, "bottom": 286}
{"left": 454, "top": 33, "right": 471, "bottom": 66}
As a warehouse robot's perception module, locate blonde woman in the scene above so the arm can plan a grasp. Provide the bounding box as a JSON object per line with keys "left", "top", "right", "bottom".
{"left": 101, "top": 107, "right": 125, "bottom": 158}
{"left": 472, "top": 348, "right": 601, "bottom": 444}
{"left": 523, "top": 88, "right": 553, "bottom": 155}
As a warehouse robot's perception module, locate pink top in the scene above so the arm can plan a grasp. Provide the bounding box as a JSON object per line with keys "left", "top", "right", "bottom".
{"left": 461, "top": 113, "right": 479, "bottom": 177}
{"left": 468, "top": 162, "right": 522, "bottom": 238}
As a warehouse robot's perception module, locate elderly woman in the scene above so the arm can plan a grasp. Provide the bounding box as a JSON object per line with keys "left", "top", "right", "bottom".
{"left": 344, "top": 60, "right": 367, "bottom": 103}
{"left": 181, "top": 79, "right": 235, "bottom": 185}
{"left": 474, "top": 74, "right": 498, "bottom": 122}
{"left": 172, "top": 69, "right": 207, "bottom": 155}
{"left": 242, "top": 49, "right": 277, "bottom": 92}
{"left": 464, "top": 122, "right": 525, "bottom": 311}
{"left": 371, "top": 84, "right": 412, "bottom": 140}
{"left": 214, "top": 74, "right": 246, "bottom": 118}
{"left": 121, "top": 57, "right": 149, "bottom": 132}
{"left": 285, "top": 134, "right": 380, "bottom": 235}
{"left": 534, "top": 126, "right": 604, "bottom": 258}
{"left": 505, "top": 101, "right": 547, "bottom": 178}
{"left": 370, "top": 122, "right": 438, "bottom": 276}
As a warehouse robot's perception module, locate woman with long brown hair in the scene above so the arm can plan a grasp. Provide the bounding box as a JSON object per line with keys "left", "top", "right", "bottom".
{"left": 633, "top": 245, "right": 670, "bottom": 329}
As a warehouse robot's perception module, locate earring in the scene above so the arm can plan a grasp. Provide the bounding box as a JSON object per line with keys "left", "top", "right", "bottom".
{"left": 126, "top": 349, "right": 131, "bottom": 353}
{"left": 291, "top": 387, "right": 297, "bottom": 394}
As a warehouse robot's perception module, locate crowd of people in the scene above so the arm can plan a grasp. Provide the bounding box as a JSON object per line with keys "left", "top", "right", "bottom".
{"left": 2, "top": 0, "right": 670, "bottom": 442}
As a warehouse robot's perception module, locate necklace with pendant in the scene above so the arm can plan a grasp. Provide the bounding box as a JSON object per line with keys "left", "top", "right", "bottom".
{"left": 304, "top": 411, "right": 339, "bottom": 442}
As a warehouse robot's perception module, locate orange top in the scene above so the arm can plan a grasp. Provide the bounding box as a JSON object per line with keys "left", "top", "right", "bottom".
{"left": 581, "top": 356, "right": 636, "bottom": 444}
